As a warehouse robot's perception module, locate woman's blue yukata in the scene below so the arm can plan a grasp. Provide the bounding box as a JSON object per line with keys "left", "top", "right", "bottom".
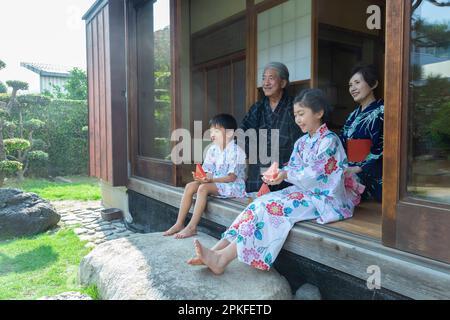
{"left": 340, "top": 99, "right": 384, "bottom": 202}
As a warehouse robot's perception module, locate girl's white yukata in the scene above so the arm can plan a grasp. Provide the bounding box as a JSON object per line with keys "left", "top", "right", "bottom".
{"left": 222, "top": 124, "right": 365, "bottom": 271}
{"left": 202, "top": 141, "right": 247, "bottom": 199}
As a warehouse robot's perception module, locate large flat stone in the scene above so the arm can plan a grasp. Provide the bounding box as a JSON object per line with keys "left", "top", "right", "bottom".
{"left": 79, "top": 232, "right": 292, "bottom": 300}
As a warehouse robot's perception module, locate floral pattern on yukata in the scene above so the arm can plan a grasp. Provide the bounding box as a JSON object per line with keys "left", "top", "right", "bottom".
{"left": 222, "top": 124, "right": 365, "bottom": 271}
{"left": 202, "top": 142, "right": 247, "bottom": 199}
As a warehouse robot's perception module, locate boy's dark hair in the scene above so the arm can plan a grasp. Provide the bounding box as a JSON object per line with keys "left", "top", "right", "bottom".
{"left": 351, "top": 63, "right": 379, "bottom": 88}
{"left": 293, "top": 88, "right": 333, "bottom": 124}
{"left": 209, "top": 113, "right": 238, "bottom": 131}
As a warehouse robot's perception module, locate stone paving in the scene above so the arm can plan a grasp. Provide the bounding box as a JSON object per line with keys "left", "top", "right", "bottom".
{"left": 53, "top": 200, "right": 137, "bottom": 249}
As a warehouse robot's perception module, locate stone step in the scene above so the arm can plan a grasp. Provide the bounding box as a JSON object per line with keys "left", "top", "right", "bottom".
{"left": 79, "top": 232, "right": 292, "bottom": 300}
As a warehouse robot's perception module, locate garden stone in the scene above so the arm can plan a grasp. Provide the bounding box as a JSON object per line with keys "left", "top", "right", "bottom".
{"left": 80, "top": 234, "right": 97, "bottom": 242}
{"left": 65, "top": 220, "right": 81, "bottom": 226}
{"left": 87, "top": 207, "right": 102, "bottom": 211}
{"left": 0, "top": 188, "right": 60, "bottom": 240}
{"left": 74, "top": 228, "right": 88, "bottom": 235}
{"left": 61, "top": 216, "right": 78, "bottom": 221}
{"left": 79, "top": 232, "right": 292, "bottom": 300}
{"left": 82, "top": 218, "right": 98, "bottom": 224}
{"left": 39, "top": 292, "right": 92, "bottom": 300}
{"left": 105, "top": 235, "right": 120, "bottom": 241}
{"left": 294, "top": 283, "right": 322, "bottom": 300}
{"left": 95, "top": 231, "right": 113, "bottom": 238}
{"left": 85, "top": 224, "right": 100, "bottom": 230}
{"left": 95, "top": 226, "right": 115, "bottom": 232}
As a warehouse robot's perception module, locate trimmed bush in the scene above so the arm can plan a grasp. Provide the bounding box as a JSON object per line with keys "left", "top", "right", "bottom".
{"left": 0, "top": 160, "right": 23, "bottom": 176}
{"left": 27, "top": 150, "right": 49, "bottom": 177}
{"left": 6, "top": 81, "right": 29, "bottom": 91}
{"left": 4, "top": 138, "right": 31, "bottom": 154}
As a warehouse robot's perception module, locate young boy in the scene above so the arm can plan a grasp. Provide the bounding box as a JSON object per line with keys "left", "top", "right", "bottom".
{"left": 163, "top": 114, "right": 247, "bottom": 239}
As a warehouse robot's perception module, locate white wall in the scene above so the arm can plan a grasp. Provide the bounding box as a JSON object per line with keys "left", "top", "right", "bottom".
{"left": 257, "top": 0, "right": 312, "bottom": 85}
{"left": 423, "top": 60, "right": 450, "bottom": 79}
{"left": 101, "top": 180, "right": 132, "bottom": 223}
{"left": 40, "top": 76, "right": 68, "bottom": 94}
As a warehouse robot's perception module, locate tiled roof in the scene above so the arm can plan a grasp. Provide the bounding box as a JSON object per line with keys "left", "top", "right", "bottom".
{"left": 20, "top": 62, "right": 72, "bottom": 77}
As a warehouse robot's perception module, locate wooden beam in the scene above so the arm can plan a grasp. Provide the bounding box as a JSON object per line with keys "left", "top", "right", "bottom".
{"left": 245, "top": 0, "right": 258, "bottom": 109}
{"left": 311, "top": 0, "right": 318, "bottom": 88}
{"left": 382, "top": 0, "right": 408, "bottom": 248}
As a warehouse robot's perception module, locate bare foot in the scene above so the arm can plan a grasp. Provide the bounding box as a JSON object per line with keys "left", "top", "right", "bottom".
{"left": 174, "top": 226, "right": 197, "bottom": 239}
{"left": 186, "top": 257, "right": 204, "bottom": 266}
{"left": 194, "top": 239, "right": 225, "bottom": 275}
{"left": 163, "top": 224, "right": 184, "bottom": 236}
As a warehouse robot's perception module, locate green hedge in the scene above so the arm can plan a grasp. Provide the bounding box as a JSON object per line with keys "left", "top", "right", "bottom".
{"left": 24, "top": 98, "right": 88, "bottom": 176}
{"left": 0, "top": 94, "right": 88, "bottom": 176}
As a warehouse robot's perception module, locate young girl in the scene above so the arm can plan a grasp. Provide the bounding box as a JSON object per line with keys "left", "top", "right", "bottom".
{"left": 187, "top": 89, "right": 364, "bottom": 274}
{"left": 163, "top": 114, "right": 247, "bottom": 239}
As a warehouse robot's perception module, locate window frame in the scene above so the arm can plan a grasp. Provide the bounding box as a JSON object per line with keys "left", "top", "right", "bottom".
{"left": 126, "top": 0, "right": 182, "bottom": 185}
{"left": 382, "top": 0, "right": 450, "bottom": 264}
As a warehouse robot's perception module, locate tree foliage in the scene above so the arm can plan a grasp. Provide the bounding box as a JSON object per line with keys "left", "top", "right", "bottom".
{"left": 43, "top": 68, "right": 87, "bottom": 101}
{"left": 6, "top": 81, "right": 29, "bottom": 91}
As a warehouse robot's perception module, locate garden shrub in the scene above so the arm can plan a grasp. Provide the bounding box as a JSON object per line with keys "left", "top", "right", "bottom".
{"left": 0, "top": 94, "right": 88, "bottom": 177}
{"left": 24, "top": 98, "right": 88, "bottom": 176}
{"left": 0, "top": 160, "right": 23, "bottom": 176}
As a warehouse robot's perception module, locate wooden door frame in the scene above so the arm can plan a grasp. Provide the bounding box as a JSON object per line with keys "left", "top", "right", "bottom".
{"left": 383, "top": 0, "right": 450, "bottom": 263}
{"left": 126, "top": 0, "right": 182, "bottom": 186}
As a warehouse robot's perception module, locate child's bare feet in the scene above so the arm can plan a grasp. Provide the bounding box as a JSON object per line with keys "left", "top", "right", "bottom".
{"left": 174, "top": 226, "right": 197, "bottom": 239}
{"left": 163, "top": 224, "right": 184, "bottom": 236}
{"left": 186, "top": 257, "right": 204, "bottom": 265}
{"left": 194, "top": 239, "right": 225, "bottom": 275}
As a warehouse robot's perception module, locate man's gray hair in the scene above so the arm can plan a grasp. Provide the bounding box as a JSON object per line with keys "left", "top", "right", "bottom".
{"left": 263, "top": 62, "right": 290, "bottom": 85}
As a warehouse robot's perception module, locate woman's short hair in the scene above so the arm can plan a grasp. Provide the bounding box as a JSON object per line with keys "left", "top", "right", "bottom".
{"left": 293, "top": 88, "right": 333, "bottom": 124}
{"left": 209, "top": 113, "right": 238, "bottom": 131}
{"left": 351, "top": 64, "right": 379, "bottom": 88}
{"left": 263, "top": 62, "right": 290, "bottom": 86}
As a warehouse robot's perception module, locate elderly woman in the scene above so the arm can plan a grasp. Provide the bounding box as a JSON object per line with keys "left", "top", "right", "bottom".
{"left": 239, "top": 62, "right": 302, "bottom": 193}
{"left": 340, "top": 64, "right": 384, "bottom": 202}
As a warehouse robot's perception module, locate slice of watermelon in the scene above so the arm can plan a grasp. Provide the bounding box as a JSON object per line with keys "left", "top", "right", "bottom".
{"left": 263, "top": 162, "right": 279, "bottom": 180}
{"left": 257, "top": 183, "right": 271, "bottom": 197}
{"left": 195, "top": 164, "right": 207, "bottom": 179}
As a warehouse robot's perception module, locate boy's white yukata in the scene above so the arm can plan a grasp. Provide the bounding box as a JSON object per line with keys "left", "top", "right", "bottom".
{"left": 202, "top": 141, "right": 247, "bottom": 199}
{"left": 221, "top": 124, "right": 365, "bottom": 271}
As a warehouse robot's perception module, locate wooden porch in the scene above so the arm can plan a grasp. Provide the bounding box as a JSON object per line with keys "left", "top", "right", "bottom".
{"left": 127, "top": 177, "right": 450, "bottom": 300}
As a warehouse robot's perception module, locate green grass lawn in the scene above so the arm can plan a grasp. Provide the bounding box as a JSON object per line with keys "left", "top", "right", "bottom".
{"left": 0, "top": 228, "right": 98, "bottom": 300}
{"left": 4, "top": 176, "right": 101, "bottom": 201}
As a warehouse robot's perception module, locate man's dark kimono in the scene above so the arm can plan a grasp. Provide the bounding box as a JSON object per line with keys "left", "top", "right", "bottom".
{"left": 240, "top": 91, "right": 302, "bottom": 193}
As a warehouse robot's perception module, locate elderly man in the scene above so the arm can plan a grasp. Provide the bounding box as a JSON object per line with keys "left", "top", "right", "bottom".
{"left": 239, "top": 62, "right": 302, "bottom": 193}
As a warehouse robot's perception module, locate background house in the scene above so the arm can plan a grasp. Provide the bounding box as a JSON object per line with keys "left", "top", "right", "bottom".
{"left": 20, "top": 62, "right": 72, "bottom": 94}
